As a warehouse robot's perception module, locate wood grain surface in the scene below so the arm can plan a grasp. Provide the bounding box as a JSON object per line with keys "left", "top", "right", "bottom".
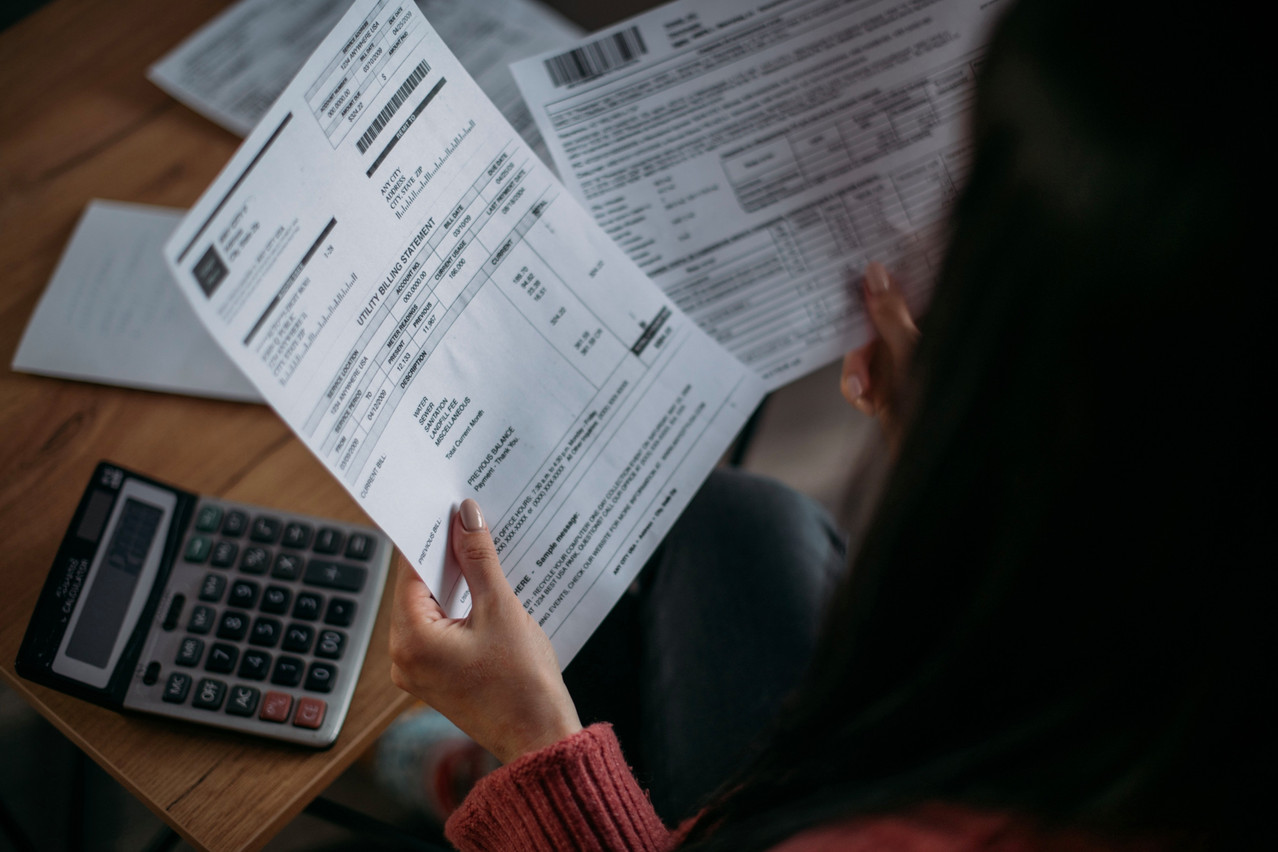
{"left": 0, "top": 1, "right": 662, "bottom": 848}
{"left": 0, "top": 3, "right": 417, "bottom": 850}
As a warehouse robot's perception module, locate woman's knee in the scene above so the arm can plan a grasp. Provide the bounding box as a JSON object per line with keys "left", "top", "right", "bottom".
{"left": 662, "top": 467, "right": 847, "bottom": 595}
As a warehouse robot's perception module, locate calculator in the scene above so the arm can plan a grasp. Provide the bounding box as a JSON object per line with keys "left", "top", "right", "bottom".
{"left": 16, "top": 462, "right": 393, "bottom": 747}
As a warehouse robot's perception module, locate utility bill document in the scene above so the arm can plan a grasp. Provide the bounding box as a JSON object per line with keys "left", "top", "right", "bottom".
{"left": 163, "top": 0, "right": 764, "bottom": 664}
{"left": 513, "top": 0, "right": 1003, "bottom": 389}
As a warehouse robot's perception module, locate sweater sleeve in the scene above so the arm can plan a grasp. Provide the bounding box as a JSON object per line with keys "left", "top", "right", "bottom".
{"left": 445, "top": 723, "right": 674, "bottom": 852}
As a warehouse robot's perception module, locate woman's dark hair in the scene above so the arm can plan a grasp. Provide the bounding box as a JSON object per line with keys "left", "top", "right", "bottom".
{"left": 683, "top": 0, "right": 1266, "bottom": 848}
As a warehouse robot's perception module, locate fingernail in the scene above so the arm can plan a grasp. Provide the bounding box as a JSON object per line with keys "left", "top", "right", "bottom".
{"left": 460, "top": 499, "right": 485, "bottom": 531}
{"left": 866, "top": 262, "right": 890, "bottom": 294}
{"left": 844, "top": 374, "right": 863, "bottom": 400}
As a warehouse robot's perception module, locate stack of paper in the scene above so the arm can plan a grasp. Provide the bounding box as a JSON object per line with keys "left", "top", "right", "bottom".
{"left": 15, "top": 0, "right": 585, "bottom": 402}
{"left": 161, "top": 0, "right": 765, "bottom": 663}
{"left": 15, "top": 0, "right": 1002, "bottom": 661}
{"left": 511, "top": 0, "right": 1001, "bottom": 389}
{"left": 12, "top": 200, "right": 260, "bottom": 401}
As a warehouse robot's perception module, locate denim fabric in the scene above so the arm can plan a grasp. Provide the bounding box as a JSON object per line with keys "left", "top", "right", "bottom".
{"left": 564, "top": 468, "right": 847, "bottom": 823}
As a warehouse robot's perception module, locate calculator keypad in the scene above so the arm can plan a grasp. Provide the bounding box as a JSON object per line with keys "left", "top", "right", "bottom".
{"left": 272, "top": 552, "right": 303, "bottom": 580}
{"left": 239, "top": 650, "right": 271, "bottom": 680}
{"left": 195, "top": 505, "right": 223, "bottom": 532}
{"left": 261, "top": 586, "right": 291, "bottom": 614}
{"left": 217, "top": 612, "right": 249, "bottom": 641}
{"left": 176, "top": 637, "right": 203, "bottom": 667}
{"left": 249, "top": 617, "right": 281, "bottom": 647}
{"left": 250, "top": 516, "right": 281, "bottom": 544}
{"left": 207, "top": 643, "right": 238, "bottom": 673}
{"left": 241, "top": 547, "right": 270, "bottom": 575}
{"left": 227, "top": 686, "right": 260, "bottom": 717}
{"left": 211, "top": 541, "right": 238, "bottom": 567}
{"left": 188, "top": 605, "right": 215, "bottom": 634}
{"left": 221, "top": 510, "right": 248, "bottom": 537}
{"left": 163, "top": 673, "right": 192, "bottom": 703}
{"left": 282, "top": 523, "right": 312, "bottom": 549}
{"left": 314, "top": 527, "right": 344, "bottom": 554}
{"left": 193, "top": 678, "right": 227, "bottom": 710}
{"left": 293, "top": 592, "right": 322, "bottom": 620}
{"left": 294, "top": 697, "right": 326, "bottom": 729}
{"left": 199, "top": 574, "right": 226, "bottom": 602}
{"left": 137, "top": 498, "right": 387, "bottom": 746}
{"left": 260, "top": 691, "right": 293, "bottom": 722}
{"left": 272, "top": 656, "right": 305, "bottom": 687}
{"left": 229, "top": 581, "right": 260, "bottom": 609}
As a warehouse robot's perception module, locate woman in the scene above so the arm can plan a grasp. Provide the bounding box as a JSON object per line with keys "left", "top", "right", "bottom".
{"left": 387, "top": 0, "right": 1266, "bottom": 847}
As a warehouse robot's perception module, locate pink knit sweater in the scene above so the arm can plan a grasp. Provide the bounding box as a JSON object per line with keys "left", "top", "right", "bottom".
{"left": 447, "top": 724, "right": 668, "bottom": 851}
{"left": 445, "top": 725, "right": 1177, "bottom": 852}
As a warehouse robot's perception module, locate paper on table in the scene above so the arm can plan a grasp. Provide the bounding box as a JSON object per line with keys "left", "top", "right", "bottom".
{"left": 147, "top": 0, "right": 582, "bottom": 167}
{"left": 512, "top": 0, "right": 1003, "bottom": 389}
{"left": 162, "top": 0, "right": 765, "bottom": 665}
{"left": 12, "top": 200, "right": 260, "bottom": 402}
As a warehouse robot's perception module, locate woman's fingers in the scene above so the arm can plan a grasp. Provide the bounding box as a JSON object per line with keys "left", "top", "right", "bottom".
{"left": 388, "top": 555, "right": 450, "bottom": 696}
{"left": 388, "top": 498, "right": 582, "bottom": 764}
{"left": 449, "top": 498, "right": 510, "bottom": 616}
{"left": 394, "top": 551, "right": 445, "bottom": 620}
{"left": 841, "top": 344, "right": 876, "bottom": 414}
{"left": 842, "top": 262, "right": 921, "bottom": 456}
{"left": 863, "top": 261, "right": 920, "bottom": 365}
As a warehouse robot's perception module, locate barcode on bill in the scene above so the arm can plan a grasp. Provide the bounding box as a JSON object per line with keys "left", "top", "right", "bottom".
{"left": 545, "top": 27, "right": 647, "bottom": 88}
{"left": 356, "top": 60, "right": 431, "bottom": 155}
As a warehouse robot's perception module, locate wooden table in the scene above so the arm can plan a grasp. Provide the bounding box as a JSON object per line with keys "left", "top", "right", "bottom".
{"left": 0, "top": 0, "right": 664, "bottom": 848}
{"left": 0, "top": 2, "right": 410, "bottom": 850}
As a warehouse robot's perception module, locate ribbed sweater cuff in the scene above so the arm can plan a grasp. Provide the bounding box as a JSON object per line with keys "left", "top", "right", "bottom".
{"left": 445, "top": 723, "right": 670, "bottom": 852}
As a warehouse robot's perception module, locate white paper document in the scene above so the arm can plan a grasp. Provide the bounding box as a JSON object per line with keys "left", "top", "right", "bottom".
{"left": 513, "top": 0, "right": 1003, "bottom": 388}
{"left": 162, "top": 0, "right": 765, "bottom": 664}
{"left": 12, "top": 200, "right": 259, "bottom": 401}
{"left": 147, "top": 0, "right": 582, "bottom": 167}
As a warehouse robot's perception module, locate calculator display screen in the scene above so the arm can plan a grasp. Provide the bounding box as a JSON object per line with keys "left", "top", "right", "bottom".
{"left": 64, "top": 499, "right": 163, "bottom": 668}
{"left": 75, "top": 489, "right": 115, "bottom": 542}
{"left": 52, "top": 478, "right": 177, "bottom": 689}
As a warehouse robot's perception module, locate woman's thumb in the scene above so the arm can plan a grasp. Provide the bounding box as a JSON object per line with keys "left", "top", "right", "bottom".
{"left": 863, "top": 262, "right": 919, "bottom": 358}
{"left": 451, "top": 499, "right": 507, "bottom": 608}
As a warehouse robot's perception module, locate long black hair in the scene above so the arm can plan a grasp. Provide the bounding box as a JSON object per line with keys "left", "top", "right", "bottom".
{"left": 682, "top": 0, "right": 1267, "bottom": 848}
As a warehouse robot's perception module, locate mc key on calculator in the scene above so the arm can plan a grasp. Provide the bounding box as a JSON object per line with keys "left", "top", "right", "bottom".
{"left": 17, "top": 462, "right": 392, "bottom": 747}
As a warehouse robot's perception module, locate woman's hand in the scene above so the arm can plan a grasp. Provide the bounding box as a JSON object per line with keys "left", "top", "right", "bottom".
{"left": 389, "top": 499, "right": 582, "bottom": 764}
{"left": 841, "top": 261, "right": 920, "bottom": 454}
